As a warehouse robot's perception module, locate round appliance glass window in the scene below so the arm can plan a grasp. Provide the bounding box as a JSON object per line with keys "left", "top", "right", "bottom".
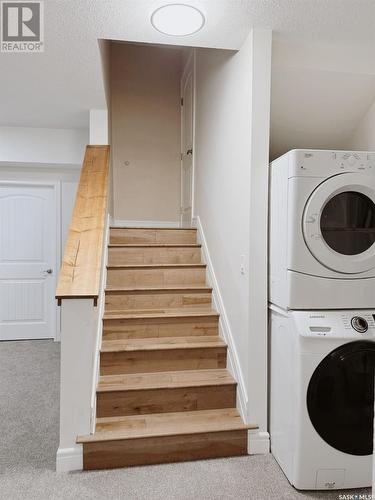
{"left": 320, "top": 191, "right": 375, "bottom": 255}
{"left": 307, "top": 340, "right": 375, "bottom": 456}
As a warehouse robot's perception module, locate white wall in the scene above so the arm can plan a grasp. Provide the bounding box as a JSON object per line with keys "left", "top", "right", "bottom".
{"left": 194, "top": 29, "right": 272, "bottom": 452}
{"left": 270, "top": 39, "right": 375, "bottom": 160}
{"left": 348, "top": 98, "right": 375, "bottom": 150}
{"left": 0, "top": 126, "right": 88, "bottom": 165}
{"left": 0, "top": 125, "right": 85, "bottom": 255}
{"left": 194, "top": 44, "right": 251, "bottom": 379}
{"left": 89, "top": 110, "right": 108, "bottom": 145}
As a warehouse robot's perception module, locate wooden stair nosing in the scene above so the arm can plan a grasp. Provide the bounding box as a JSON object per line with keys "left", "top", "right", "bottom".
{"left": 110, "top": 226, "right": 197, "bottom": 231}
{"left": 100, "top": 336, "right": 226, "bottom": 353}
{"left": 105, "top": 286, "right": 212, "bottom": 294}
{"left": 102, "top": 310, "right": 219, "bottom": 321}
{"left": 77, "top": 409, "right": 256, "bottom": 443}
{"left": 97, "top": 369, "right": 236, "bottom": 393}
{"left": 107, "top": 263, "right": 206, "bottom": 270}
{"left": 108, "top": 244, "right": 201, "bottom": 248}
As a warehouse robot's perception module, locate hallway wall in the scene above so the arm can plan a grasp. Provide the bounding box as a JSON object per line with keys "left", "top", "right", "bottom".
{"left": 193, "top": 29, "right": 272, "bottom": 452}
{"left": 110, "top": 43, "right": 182, "bottom": 223}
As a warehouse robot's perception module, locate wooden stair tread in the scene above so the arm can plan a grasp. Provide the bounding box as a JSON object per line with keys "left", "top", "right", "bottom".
{"left": 97, "top": 368, "right": 235, "bottom": 392}
{"left": 105, "top": 286, "right": 212, "bottom": 293}
{"left": 84, "top": 227, "right": 247, "bottom": 469}
{"left": 107, "top": 263, "right": 206, "bottom": 269}
{"left": 108, "top": 244, "right": 201, "bottom": 248}
{"left": 103, "top": 309, "right": 219, "bottom": 320}
{"left": 101, "top": 335, "right": 226, "bottom": 352}
{"left": 77, "top": 409, "right": 255, "bottom": 443}
{"left": 110, "top": 227, "right": 196, "bottom": 230}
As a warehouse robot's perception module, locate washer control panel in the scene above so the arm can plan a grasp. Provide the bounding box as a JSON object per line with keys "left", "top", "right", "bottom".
{"left": 293, "top": 310, "right": 375, "bottom": 338}
{"left": 351, "top": 316, "right": 368, "bottom": 333}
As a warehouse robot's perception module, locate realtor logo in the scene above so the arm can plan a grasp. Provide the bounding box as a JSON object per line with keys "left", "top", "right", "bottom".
{"left": 1, "top": 1, "right": 44, "bottom": 52}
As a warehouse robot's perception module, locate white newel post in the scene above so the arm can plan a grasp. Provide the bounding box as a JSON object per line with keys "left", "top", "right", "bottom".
{"left": 56, "top": 299, "right": 97, "bottom": 472}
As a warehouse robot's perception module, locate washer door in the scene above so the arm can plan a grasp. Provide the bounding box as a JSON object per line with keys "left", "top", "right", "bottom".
{"left": 303, "top": 173, "right": 375, "bottom": 273}
{"left": 307, "top": 340, "right": 375, "bottom": 456}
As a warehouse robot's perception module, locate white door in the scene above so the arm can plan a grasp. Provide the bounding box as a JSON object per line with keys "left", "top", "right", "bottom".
{"left": 181, "top": 56, "right": 194, "bottom": 226}
{"left": 0, "top": 184, "right": 57, "bottom": 340}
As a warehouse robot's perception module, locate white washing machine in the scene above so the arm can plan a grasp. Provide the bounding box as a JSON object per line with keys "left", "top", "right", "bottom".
{"left": 269, "top": 149, "right": 375, "bottom": 309}
{"left": 270, "top": 306, "right": 375, "bottom": 490}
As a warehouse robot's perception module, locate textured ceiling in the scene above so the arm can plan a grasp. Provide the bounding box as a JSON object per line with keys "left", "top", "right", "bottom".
{"left": 1, "top": 0, "right": 375, "bottom": 129}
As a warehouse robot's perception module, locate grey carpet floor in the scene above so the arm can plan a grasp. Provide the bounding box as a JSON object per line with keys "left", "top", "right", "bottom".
{"left": 0, "top": 340, "right": 371, "bottom": 500}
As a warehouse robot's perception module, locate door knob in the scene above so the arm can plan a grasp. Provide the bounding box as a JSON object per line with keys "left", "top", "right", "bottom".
{"left": 44, "top": 269, "right": 53, "bottom": 274}
{"left": 186, "top": 148, "right": 193, "bottom": 155}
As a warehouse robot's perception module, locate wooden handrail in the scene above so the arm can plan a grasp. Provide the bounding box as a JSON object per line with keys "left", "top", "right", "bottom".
{"left": 56, "top": 145, "right": 110, "bottom": 305}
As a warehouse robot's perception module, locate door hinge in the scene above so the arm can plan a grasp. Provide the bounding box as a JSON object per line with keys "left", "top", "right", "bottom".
{"left": 180, "top": 153, "right": 183, "bottom": 161}
{"left": 181, "top": 97, "right": 184, "bottom": 106}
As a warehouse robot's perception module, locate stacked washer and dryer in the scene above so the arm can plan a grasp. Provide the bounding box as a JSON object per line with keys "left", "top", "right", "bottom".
{"left": 269, "top": 149, "right": 375, "bottom": 490}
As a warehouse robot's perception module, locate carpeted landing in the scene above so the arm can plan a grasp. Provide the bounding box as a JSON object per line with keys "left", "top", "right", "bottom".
{"left": 0, "top": 340, "right": 371, "bottom": 500}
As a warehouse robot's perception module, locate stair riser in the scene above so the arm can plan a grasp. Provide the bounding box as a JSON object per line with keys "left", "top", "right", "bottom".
{"left": 100, "top": 347, "right": 227, "bottom": 375}
{"left": 110, "top": 229, "right": 197, "bottom": 245}
{"left": 103, "top": 316, "right": 219, "bottom": 340}
{"left": 96, "top": 384, "right": 236, "bottom": 418}
{"left": 107, "top": 268, "right": 206, "bottom": 287}
{"left": 82, "top": 430, "right": 248, "bottom": 470}
{"left": 108, "top": 247, "right": 202, "bottom": 265}
{"left": 105, "top": 291, "right": 212, "bottom": 312}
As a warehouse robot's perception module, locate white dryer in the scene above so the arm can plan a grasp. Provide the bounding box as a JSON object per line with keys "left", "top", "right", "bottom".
{"left": 269, "top": 149, "right": 375, "bottom": 309}
{"left": 270, "top": 306, "right": 375, "bottom": 490}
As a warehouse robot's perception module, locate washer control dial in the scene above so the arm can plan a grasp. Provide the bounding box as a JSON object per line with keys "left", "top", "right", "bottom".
{"left": 351, "top": 316, "right": 368, "bottom": 333}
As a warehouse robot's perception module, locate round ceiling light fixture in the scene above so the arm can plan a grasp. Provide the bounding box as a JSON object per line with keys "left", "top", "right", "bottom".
{"left": 151, "top": 4, "right": 205, "bottom": 36}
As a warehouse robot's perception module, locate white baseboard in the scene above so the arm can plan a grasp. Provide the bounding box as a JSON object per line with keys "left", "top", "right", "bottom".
{"left": 112, "top": 219, "right": 180, "bottom": 228}
{"left": 248, "top": 430, "right": 270, "bottom": 455}
{"left": 194, "top": 216, "right": 248, "bottom": 421}
{"left": 56, "top": 445, "right": 83, "bottom": 472}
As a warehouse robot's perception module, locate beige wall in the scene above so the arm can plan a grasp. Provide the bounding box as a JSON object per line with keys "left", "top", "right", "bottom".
{"left": 348, "top": 97, "right": 375, "bottom": 151}
{"left": 110, "top": 43, "right": 182, "bottom": 222}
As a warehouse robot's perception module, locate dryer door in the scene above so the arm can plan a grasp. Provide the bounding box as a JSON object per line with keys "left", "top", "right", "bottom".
{"left": 303, "top": 173, "right": 375, "bottom": 273}
{"left": 307, "top": 340, "right": 375, "bottom": 456}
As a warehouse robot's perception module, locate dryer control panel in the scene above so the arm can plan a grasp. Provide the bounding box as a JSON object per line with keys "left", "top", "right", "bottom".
{"left": 292, "top": 310, "right": 375, "bottom": 338}
{"left": 288, "top": 150, "right": 375, "bottom": 178}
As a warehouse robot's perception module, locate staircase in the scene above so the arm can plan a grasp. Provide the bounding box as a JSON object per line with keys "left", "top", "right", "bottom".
{"left": 77, "top": 227, "right": 254, "bottom": 470}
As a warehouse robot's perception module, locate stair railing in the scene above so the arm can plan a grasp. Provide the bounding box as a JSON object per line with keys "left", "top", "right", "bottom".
{"left": 55, "top": 145, "right": 110, "bottom": 472}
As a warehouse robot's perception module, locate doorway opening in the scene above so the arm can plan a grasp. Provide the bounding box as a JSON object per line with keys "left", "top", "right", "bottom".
{"left": 106, "top": 41, "right": 195, "bottom": 228}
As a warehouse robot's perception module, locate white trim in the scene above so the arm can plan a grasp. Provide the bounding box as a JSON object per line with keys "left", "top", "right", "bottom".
{"left": 90, "top": 213, "right": 110, "bottom": 433}
{"left": 191, "top": 49, "right": 197, "bottom": 220}
{"left": 180, "top": 49, "right": 196, "bottom": 226}
{"left": 0, "top": 180, "right": 61, "bottom": 341}
{"left": 194, "top": 215, "right": 248, "bottom": 421}
{"left": 248, "top": 430, "right": 270, "bottom": 455}
{"left": 112, "top": 219, "right": 180, "bottom": 228}
{"left": 56, "top": 445, "right": 83, "bottom": 472}
{"left": 55, "top": 180, "right": 62, "bottom": 341}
